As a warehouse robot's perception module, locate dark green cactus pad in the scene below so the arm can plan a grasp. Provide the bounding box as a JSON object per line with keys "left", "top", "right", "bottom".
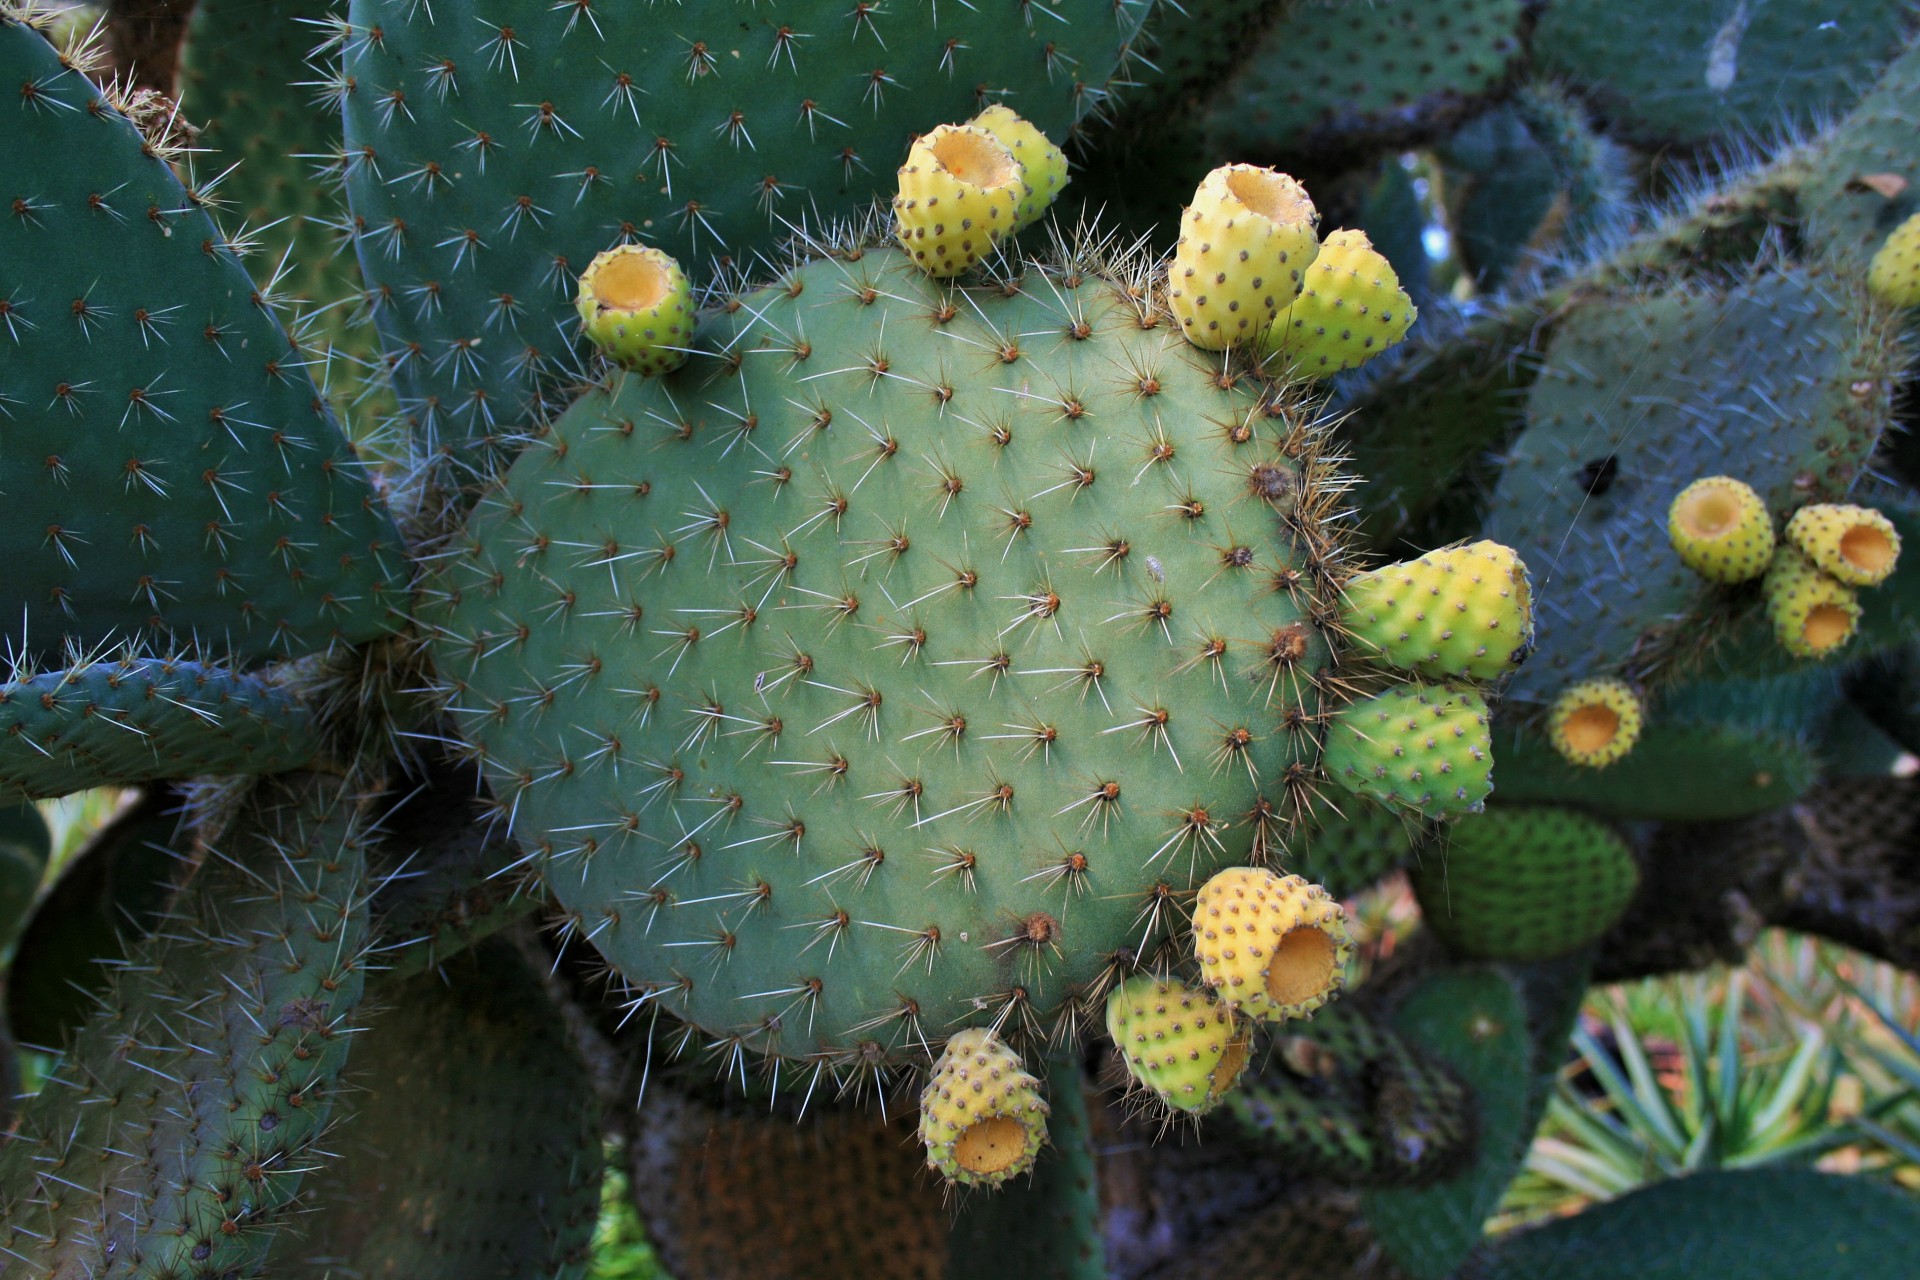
{"left": 1485, "top": 267, "right": 1897, "bottom": 707}
{"left": 1532, "top": 0, "right": 1917, "bottom": 148}
{"left": 1438, "top": 106, "right": 1563, "bottom": 294}
{"left": 0, "top": 802, "right": 50, "bottom": 955}
{"left": 0, "top": 17, "right": 407, "bottom": 665}
{"left": 1117, "top": 0, "right": 1279, "bottom": 118}
{"left": 0, "top": 654, "right": 325, "bottom": 804}
{"left": 267, "top": 940, "right": 602, "bottom": 1278}
{"left": 337, "top": 0, "right": 1154, "bottom": 449}
{"left": 431, "top": 243, "right": 1347, "bottom": 1066}
{"left": 1803, "top": 33, "right": 1920, "bottom": 267}
{"left": 1465, "top": 1167, "right": 1920, "bottom": 1280}
{"left": 1285, "top": 793, "right": 1421, "bottom": 901}
{"left": 0, "top": 772, "right": 376, "bottom": 1278}
{"left": 1360, "top": 967, "right": 1532, "bottom": 1280}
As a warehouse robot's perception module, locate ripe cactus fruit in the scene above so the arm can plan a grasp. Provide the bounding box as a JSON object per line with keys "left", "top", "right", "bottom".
{"left": 1784, "top": 502, "right": 1902, "bottom": 587}
{"left": 1104, "top": 974, "right": 1250, "bottom": 1114}
{"left": 1546, "top": 676, "right": 1643, "bottom": 767}
{"left": 1340, "top": 540, "right": 1534, "bottom": 681}
{"left": 920, "top": 1028, "right": 1049, "bottom": 1187}
{"left": 1868, "top": 210, "right": 1920, "bottom": 306}
{"left": 1667, "top": 476, "right": 1776, "bottom": 583}
{"left": 1169, "top": 164, "right": 1321, "bottom": 350}
{"left": 894, "top": 124, "right": 1024, "bottom": 276}
{"left": 575, "top": 245, "right": 695, "bottom": 376}
{"left": 1262, "top": 228, "right": 1418, "bottom": 375}
{"left": 1410, "top": 807, "right": 1639, "bottom": 961}
{"left": 1193, "top": 866, "right": 1352, "bottom": 1022}
{"left": 970, "top": 104, "right": 1070, "bottom": 232}
{"left": 1322, "top": 685, "right": 1495, "bottom": 817}
{"left": 1763, "top": 545, "right": 1862, "bottom": 659}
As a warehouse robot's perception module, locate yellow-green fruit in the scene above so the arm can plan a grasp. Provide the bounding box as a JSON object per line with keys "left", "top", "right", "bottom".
{"left": 1103, "top": 975, "right": 1250, "bottom": 1115}
{"left": 574, "top": 245, "right": 695, "bottom": 376}
{"left": 892, "top": 124, "right": 1022, "bottom": 278}
{"left": 1546, "top": 677, "right": 1643, "bottom": 768}
{"left": 1193, "top": 866, "right": 1352, "bottom": 1023}
{"left": 1341, "top": 540, "right": 1534, "bottom": 681}
{"left": 1763, "top": 546, "right": 1861, "bottom": 659}
{"left": 1168, "top": 164, "right": 1321, "bottom": 351}
{"left": 919, "top": 1028, "right": 1048, "bottom": 1187}
{"left": 1784, "top": 503, "right": 1902, "bottom": 587}
{"left": 1667, "top": 476, "right": 1775, "bottom": 583}
{"left": 969, "top": 104, "right": 1067, "bottom": 232}
{"left": 1868, "top": 210, "right": 1920, "bottom": 307}
{"left": 1262, "top": 228, "right": 1416, "bottom": 375}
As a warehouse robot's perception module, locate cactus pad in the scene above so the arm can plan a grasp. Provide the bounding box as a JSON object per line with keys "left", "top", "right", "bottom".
{"left": 1667, "top": 476, "right": 1776, "bottom": 584}
{"left": 1785, "top": 502, "right": 1902, "bottom": 587}
{"left": 1193, "top": 866, "right": 1351, "bottom": 1022}
{"left": 1104, "top": 974, "right": 1249, "bottom": 1114}
{"left": 1170, "top": 165, "right": 1320, "bottom": 350}
{"left": 1263, "top": 228, "right": 1418, "bottom": 376}
{"left": 1341, "top": 540, "right": 1534, "bottom": 682}
{"left": 920, "top": 1027, "right": 1049, "bottom": 1187}
{"left": 1322, "top": 684, "right": 1495, "bottom": 817}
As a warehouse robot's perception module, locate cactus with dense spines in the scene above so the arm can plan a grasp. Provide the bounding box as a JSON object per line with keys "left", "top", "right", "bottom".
{"left": 1322, "top": 683, "right": 1495, "bottom": 817}
{"left": 1340, "top": 540, "right": 1534, "bottom": 682}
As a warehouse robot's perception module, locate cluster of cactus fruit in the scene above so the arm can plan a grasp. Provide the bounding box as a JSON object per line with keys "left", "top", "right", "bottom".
{"left": 5, "top": 1, "right": 1920, "bottom": 1277}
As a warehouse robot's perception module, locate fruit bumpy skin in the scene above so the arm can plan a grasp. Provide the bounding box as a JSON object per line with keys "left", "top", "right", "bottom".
{"left": 894, "top": 124, "right": 1024, "bottom": 277}
{"left": 1546, "top": 676, "right": 1643, "bottom": 767}
{"left": 1321, "top": 684, "right": 1494, "bottom": 817}
{"left": 1868, "top": 210, "right": 1920, "bottom": 306}
{"left": 1785, "top": 503, "right": 1902, "bottom": 587}
{"left": 1668, "top": 476, "right": 1776, "bottom": 583}
{"left": 1764, "top": 545, "right": 1862, "bottom": 659}
{"left": 1340, "top": 540, "right": 1534, "bottom": 681}
{"left": 920, "top": 1028, "right": 1049, "bottom": 1187}
{"left": 1104, "top": 975, "right": 1249, "bottom": 1115}
{"left": 970, "top": 105, "right": 1070, "bottom": 232}
{"left": 1193, "top": 866, "right": 1351, "bottom": 1022}
{"left": 430, "top": 242, "right": 1346, "bottom": 1067}
{"left": 1262, "top": 229, "right": 1418, "bottom": 376}
{"left": 576, "top": 246, "right": 695, "bottom": 376}
{"left": 1169, "top": 165, "right": 1321, "bottom": 350}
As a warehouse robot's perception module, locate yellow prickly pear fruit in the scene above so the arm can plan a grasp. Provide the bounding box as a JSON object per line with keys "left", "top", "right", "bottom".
{"left": 1868, "top": 210, "right": 1920, "bottom": 307}
{"left": 1763, "top": 546, "right": 1861, "bottom": 659}
{"left": 1667, "top": 476, "right": 1775, "bottom": 583}
{"left": 1193, "top": 866, "right": 1351, "bottom": 1023}
{"left": 1341, "top": 540, "right": 1534, "bottom": 681}
{"left": 969, "top": 104, "right": 1067, "bottom": 232}
{"left": 919, "top": 1027, "right": 1048, "bottom": 1187}
{"left": 1784, "top": 503, "right": 1902, "bottom": 587}
{"left": 1168, "top": 164, "right": 1320, "bottom": 351}
{"left": 892, "top": 124, "right": 1022, "bottom": 278}
{"left": 1547, "top": 676, "right": 1643, "bottom": 767}
{"left": 575, "top": 245, "right": 695, "bottom": 376}
{"left": 1104, "top": 975, "right": 1250, "bottom": 1115}
{"left": 1262, "top": 228, "right": 1416, "bottom": 375}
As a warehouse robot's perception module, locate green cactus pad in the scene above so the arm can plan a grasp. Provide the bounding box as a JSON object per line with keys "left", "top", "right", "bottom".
{"left": 1322, "top": 683, "right": 1494, "bottom": 818}
{"left": 431, "top": 242, "right": 1347, "bottom": 1065}
{"left": 267, "top": 941, "right": 602, "bottom": 1278}
{"left": 0, "top": 773, "right": 376, "bottom": 1277}
{"left": 1284, "top": 793, "right": 1422, "bottom": 900}
{"left": 0, "top": 802, "right": 50, "bottom": 955}
{"left": 0, "top": 654, "right": 325, "bottom": 804}
{"left": 1412, "top": 807, "right": 1638, "bottom": 961}
{"left": 0, "top": 17, "right": 406, "bottom": 664}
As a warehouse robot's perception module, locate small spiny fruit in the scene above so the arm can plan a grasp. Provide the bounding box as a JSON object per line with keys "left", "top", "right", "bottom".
{"left": 1763, "top": 545, "right": 1861, "bottom": 659}
{"left": 575, "top": 245, "right": 695, "bottom": 376}
{"left": 1546, "top": 677, "right": 1643, "bottom": 767}
{"left": 1168, "top": 164, "right": 1321, "bottom": 351}
{"left": 1321, "top": 684, "right": 1494, "bottom": 817}
{"left": 1667, "top": 476, "right": 1774, "bottom": 584}
{"left": 1261, "top": 228, "right": 1416, "bottom": 375}
{"left": 1103, "top": 974, "right": 1250, "bottom": 1115}
{"left": 969, "top": 104, "right": 1068, "bottom": 232}
{"left": 1784, "top": 503, "right": 1902, "bottom": 587}
{"left": 919, "top": 1028, "right": 1049, "bottom": 1187}
{"left": 1340, "top": 540, "right": 1534, "bottom": 681}
{"left": 1193, "top": 866, "right": 1352, "bottom": 1022}
{"left": 1868, "top": 209, "right": 1920, "bottom": 307}
{"left": 893, "top": 123, "right": 1022, "bottom": 277}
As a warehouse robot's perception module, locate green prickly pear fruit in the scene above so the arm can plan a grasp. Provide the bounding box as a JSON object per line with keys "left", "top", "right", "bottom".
{"left": 1322, "top": 685, "right": 1494, "bottom": 817}
{"left": 893, "top": 124, "right": 1023, "bottom": 276}
{"left": 1169, "top": 164, "right": 1321, "bottom": 350}
{"left": 919, "top": 1027, "right": 1049, "bottom": 1187}
{"left": 1764, "top": 545, "right": 1861, "bottom": 659}
{"left": 1868, "top": 210, "right": 1920, "bottom": 305}
{"left": 1667, "top": 476, "right": 1775, "bottom": 583}
{"left": 1261, "top": 228, "right": 1417, "bottom": 375}
{"left": 1411, "top": 807, "right": 1639, "bottom": 961}
{"left": 1546, "top": 676, "right": 1643, "bottom": 767}
{"left": 1193, "top": 866, "right": 1351, "bottom": 1022}
{"left": 1785, "top": 502, "right": 1902, "bottom": 587}
{"left": 1340, "top": 541, "right": 1534, "bottom": 682}
{"left": 575, "top": 245, "right": 696, "bottom": 376}
{"left": 970, "top": 104, "right": 1069, "bottom": 232}
{"left": 1104, "top": 974, "right": 1249, "bottom": 1114}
